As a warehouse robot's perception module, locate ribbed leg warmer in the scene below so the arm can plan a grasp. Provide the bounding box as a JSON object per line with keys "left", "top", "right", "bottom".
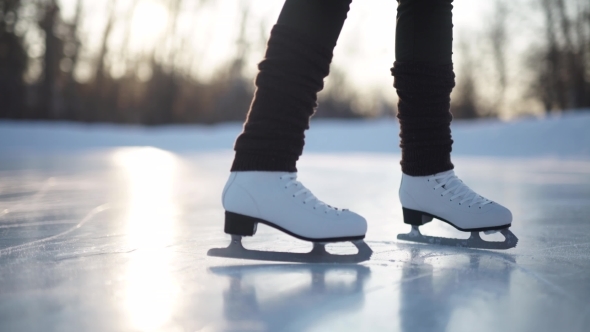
{"left": 392, "top": 62, "right": 455, "bottom": 176}
{"left": 231, "top": 0, "right": 351, "bottom": 172}
{"left": 231, "top": 25, "right": 333, "bottom": 172}
{"left": 393, "top": 0, "right": 456, "bottom": 176}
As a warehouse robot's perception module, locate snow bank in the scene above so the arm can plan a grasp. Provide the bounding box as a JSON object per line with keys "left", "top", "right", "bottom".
{"left": 1, "top": 111, "right": 589, "bottom": 159}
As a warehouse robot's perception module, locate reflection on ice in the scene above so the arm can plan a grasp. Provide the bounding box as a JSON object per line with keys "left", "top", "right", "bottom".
{"left": 114, "top": 147, "right": 180, "bottom": 331}
{"left": 399, "top": 249, "right": 515, "bottom": 332}
{"left": 211, "top": 264, "right": 371, "bottom": 331}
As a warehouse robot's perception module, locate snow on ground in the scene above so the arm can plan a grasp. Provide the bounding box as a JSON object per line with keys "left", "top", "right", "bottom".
{"left": 1, "top": 110, "right": 589, "bottom": 159}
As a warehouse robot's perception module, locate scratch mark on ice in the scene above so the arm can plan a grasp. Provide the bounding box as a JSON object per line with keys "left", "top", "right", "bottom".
{"left": 0, "top": 204, "right": 109, "bottom": 256}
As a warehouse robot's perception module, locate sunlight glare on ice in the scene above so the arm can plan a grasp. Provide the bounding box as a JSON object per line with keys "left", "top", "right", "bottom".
{"left": 113, "top": 147, "right": 180, "bottom": 331}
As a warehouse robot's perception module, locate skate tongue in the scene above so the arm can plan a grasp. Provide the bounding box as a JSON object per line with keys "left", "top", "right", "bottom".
{"left": 283, "top": 174, "right": 344, "bottom": 214}
{"left": 432, "top": 170, "right": 486, "bottom": 204}
{"left": 433, "top": 170, "right": 455, "bottom": 187}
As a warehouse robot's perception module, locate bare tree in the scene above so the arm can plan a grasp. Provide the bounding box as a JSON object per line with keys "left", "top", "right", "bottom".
{"left": 451, "top": 35, "right": 479, "bottom": 119}
{"left": 488, "top": 0, "right": 509, "bottom": 112}
{"left": 0, "top": 0, "right": 27, "bottom": 118}
{"left": 531, "top": 0, "right": 590, "bottom": 112}
{"left": 61, "top": 0, "right": 83, "bottom": 120}
{"left": 39, "top": 0, "right": 62, "bottom": 119}
{"left": 93, "top": 0, "right": 116, "bottom": 121}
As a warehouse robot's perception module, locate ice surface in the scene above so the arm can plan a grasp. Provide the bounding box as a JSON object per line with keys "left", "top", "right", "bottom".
{"left": 1, "top": 115, "right": 590, "bottom": 331}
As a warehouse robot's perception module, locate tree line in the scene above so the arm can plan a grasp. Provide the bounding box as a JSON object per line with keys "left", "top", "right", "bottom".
{"left": 451, "top": 0, "right": 590, "bottom": 119}
{"left": 0, "top": 0, "right": 588, "bottom": 124}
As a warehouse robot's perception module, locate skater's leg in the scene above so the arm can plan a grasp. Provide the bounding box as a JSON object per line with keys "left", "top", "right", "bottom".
{"left": 222, "top": 0, "right": 367, "bottom": 243}
{"left": 393, "top": 1, "right": 514, "bottom": 238}
{"left": 395, "top": 0, "right": 454, "bottom": 65}
{"left": 393, "top": 0, "right": 455, "bottom": 176}
{"left": 231, "top": 0, "right": 352, "bottom": 172}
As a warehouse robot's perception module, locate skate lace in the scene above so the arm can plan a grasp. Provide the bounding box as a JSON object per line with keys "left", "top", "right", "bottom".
{"left": 280, "top": 175, "right": 346, "bottom": 215}
{"left": 430, "top": 171, "right": 492, "bottom": 208}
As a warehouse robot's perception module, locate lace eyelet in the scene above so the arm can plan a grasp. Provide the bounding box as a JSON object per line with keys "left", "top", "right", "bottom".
{"left": 479, "top": 207, "right": 481, "bottom": 209}
{"left": 440, "top": 194, "right": 443, "bottom": 196}
{"left": 292, "top": 195, "right": 295, "bottom": 197}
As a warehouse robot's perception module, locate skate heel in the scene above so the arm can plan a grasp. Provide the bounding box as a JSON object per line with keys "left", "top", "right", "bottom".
{"left": 224, "top": 211, "right": 258, "bottom": 236}
{"left": 402, "top": 207, "right": 433, "bottom": 226}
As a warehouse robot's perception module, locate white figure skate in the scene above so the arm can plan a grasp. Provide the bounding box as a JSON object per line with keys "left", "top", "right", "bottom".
{"left": 397, "top": 170, "right": 518, "bottom": 249}
{"left": 208, "top": 171, "right": 372, "bottom": 263}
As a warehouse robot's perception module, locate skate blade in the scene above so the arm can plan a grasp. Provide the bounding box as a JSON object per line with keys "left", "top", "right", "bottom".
{"left": 397, "top": 226, "right": 519, "bottom": 250}
{"left": 207, "top": 235, "right": 373, "bottom": 264}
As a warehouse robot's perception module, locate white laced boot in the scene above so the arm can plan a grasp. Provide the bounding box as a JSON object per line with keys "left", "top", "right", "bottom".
{"left": 399, "top": 169, "right": 512, "bottom": 231}
{"left": 222, "top": 172, "right": 367, "bottom": 242}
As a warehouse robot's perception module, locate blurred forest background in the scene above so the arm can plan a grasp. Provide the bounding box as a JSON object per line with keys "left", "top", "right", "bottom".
{"left": 0, "top": 0, "right": 589, "bottom": 125}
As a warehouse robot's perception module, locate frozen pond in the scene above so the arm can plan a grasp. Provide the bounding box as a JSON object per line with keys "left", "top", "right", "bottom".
{"left": 1, "top": 149, "right": 589, "bottom": 331}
